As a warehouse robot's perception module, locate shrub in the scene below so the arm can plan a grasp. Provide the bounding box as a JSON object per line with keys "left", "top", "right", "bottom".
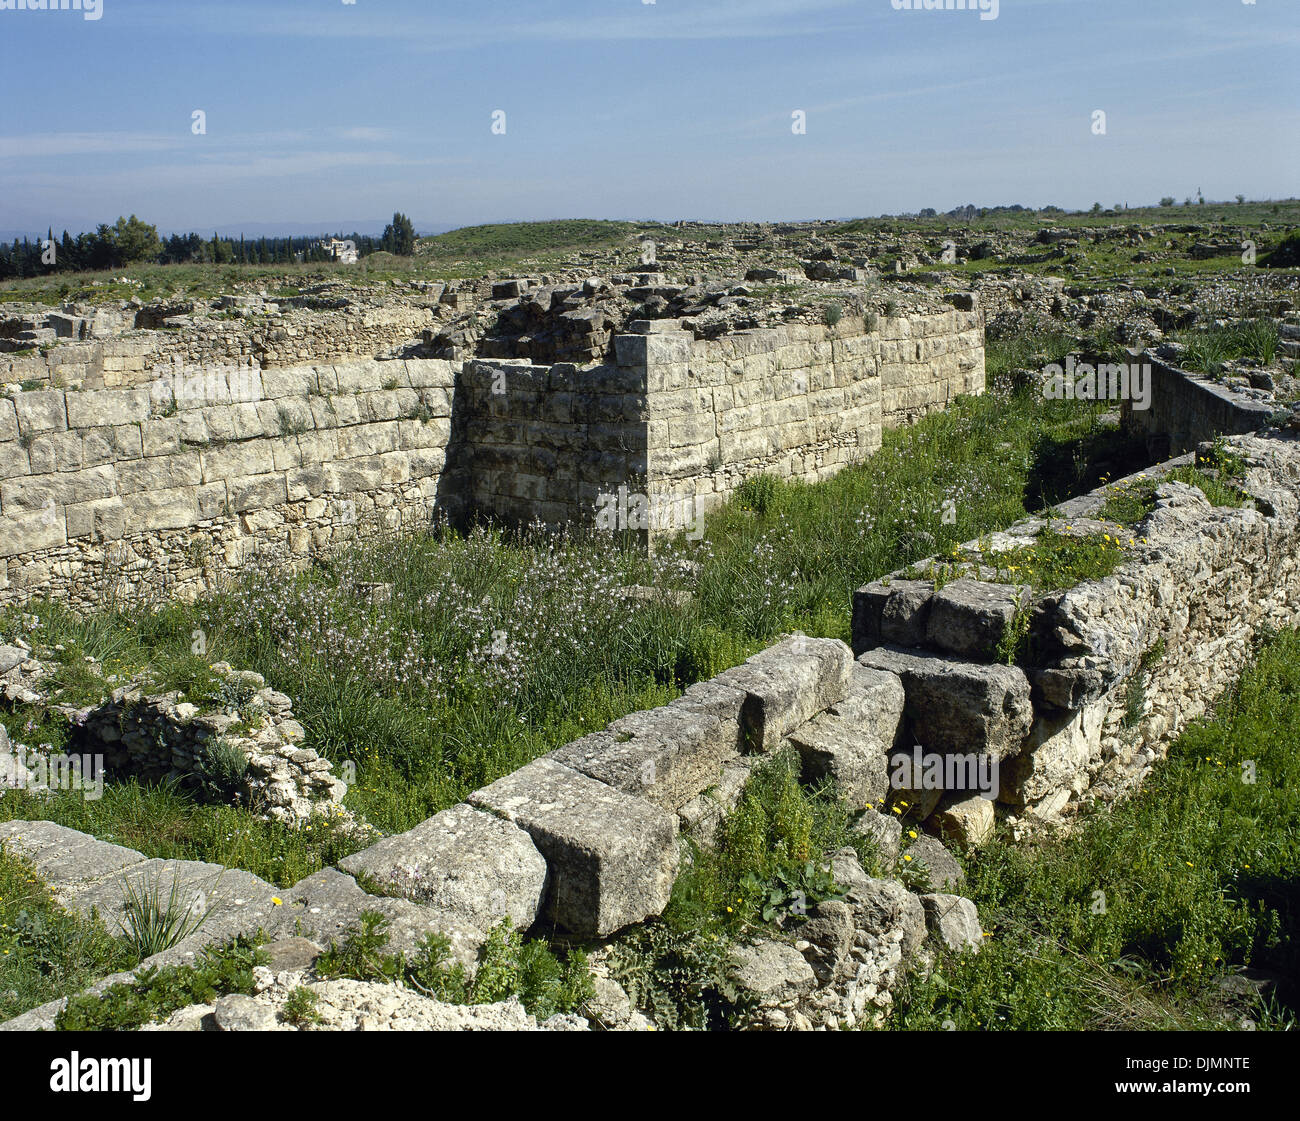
{"left": 281, "top": 985, "right": 323, "bottom": 1027}
{"left": 55, "top": 935, "right": 266, "bottom": 1031}
{"left": 187, "top": 740, "right": 251, "bottom": 806}
{"left": 119, "top": 870, "right": 218, "bottom": 959}
{"left": 735, "top": 473, "right": 781, "bottom": 515}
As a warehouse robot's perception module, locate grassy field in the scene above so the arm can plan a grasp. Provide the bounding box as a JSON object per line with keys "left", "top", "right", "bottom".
{"left": 0, "top": 220, "right": 649, "bottom": 305}
{"left": 889, "top": 625, "right": 1300, "bottom": 1031}
{"left": 414, "top": 219, "right": 642, "bottom": 277}
{"left": 831, "top": 199, "right": 1300, "bottom": 237}
{"left": 0, "top": 341, "right": 1138, "bottom": 880}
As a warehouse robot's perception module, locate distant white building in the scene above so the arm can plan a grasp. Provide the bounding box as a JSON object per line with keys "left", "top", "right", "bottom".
{"left": 316, "top": 238, "right": 359, "bottom": 265}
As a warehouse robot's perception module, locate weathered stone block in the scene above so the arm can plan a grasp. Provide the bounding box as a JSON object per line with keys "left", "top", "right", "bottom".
{"left": 852, "top": 579, "right": 934, "bottom": 653}
{"left": 929, "top": 791, "right": 996, "bottom": 846}
{"left": 12, "top": 391, "right": 66, "bottom": 435}
{"left": 551, "top": 693, "right": 742, "bottom": 812}
{"left": 469, "top": 758, "right": 678, "bottom": 937}
{"left": 715, "top": 635, "right": 855, "bottom": 752}
{"left": 918, "top": 893, "right": 982, "bottom": 952}
{"left": 926, "top": 579, "right": 1032, "bottom": 661}
{"left": 786, "top": 665, "right": 904, "bottom": 805}
{"left": 339, "top": 803, "right": 548, "bottom": 932}
{"left": 0, "top": 506, "right": 66, "bottom": 556}
{"left": 65, "top": 388, "right": 151, "bottom": 429}
{"left": 857, "top": 646, "right": 1032, "bottom": 761}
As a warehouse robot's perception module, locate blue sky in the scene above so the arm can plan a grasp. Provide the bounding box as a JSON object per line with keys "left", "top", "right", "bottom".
{"left": 0, "top": 0, "right": 1296, "bottom": 236}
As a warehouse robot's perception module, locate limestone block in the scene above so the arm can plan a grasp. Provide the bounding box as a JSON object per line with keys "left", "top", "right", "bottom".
{"left": 929, "top": 791, "right": 996, "bottom": 846}
{"left": 26, "top": 430, "right": 83, "bottom": 474}
{"left": 926, "top": 579, "right": 1032, "bottom": 661}
{"left": 120, "top": 486, "right": 201, "bottom": 531}
{"left": 0, "top": 821, "right": 146, "bottom": 890}
{"left": 339, "top": 803, "right": 548, "bottom": 932}
{"left": 12, "top": 391, "right": 66, "bottom": 435}
{"left": 65, "top": 497, "right": 127, "bottom": 542}
{"left": 857, "top": 647, "right": 1032, "bottom": 761}
{"left": 551, "top": 693, "right": 743, "bottom": 812}
{"left": 2, "top": 465, "right": 116, "bottom": 511}
{"left": 918, "top": 894, "right": 982, "bottom": 953}
{"left": 852, "top": 579, "right": 934, "bottom": 654}
{"left": 87, "top": 424, "right": 145, "bottom": 464}
{"left": 1000, "top": 699, "right": 1107, "bottom": 807}
{"left": 852, "top": 807, "right": 903, "bottom": 865}
{"left": 714, "top": 636, "right": 855, "bottom": 753}
{"left": 116, "top": 449, "right": 203, "bottom": 494}
{"left": 469, "top": 758, "right": 678, "bottom": 937}
{"left": 0, "top": 443, "right": 30, "bottom": 482}
{"left": 65, "top": 388, "right": 151, "bottom": 429}
{"left": 785, "top": 665, "right": 904, "bottom": 806}
{"left": 201, "top": 441, "right": 276, "bottom": 482}
{"left": 0, "top": 506, "right": 66, "bottom": 556}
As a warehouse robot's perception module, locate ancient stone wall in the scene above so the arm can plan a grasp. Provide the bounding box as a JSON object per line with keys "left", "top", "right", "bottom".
{"left": 1121, "top": 353, "right": 1275, "bottom": 458}
{"left": 0, "top": 358, "right": 457, "bottom": 607}
{"left": 641, "top": 309, "right": 983, "bottom": 528}
{"left": 877, "top": 306, "right": 985, "bottom": 427}
{"left": 0, "top": 309, "right": 984, "bottom": 605}
{"left": 0, "top": 303, "right": 443, "bottom": 390}
{"left": 852, "top": 431, "right": 1300, "bottom": 835}
{"left": 452, "top": 358, "right": 648, "bottom": 528}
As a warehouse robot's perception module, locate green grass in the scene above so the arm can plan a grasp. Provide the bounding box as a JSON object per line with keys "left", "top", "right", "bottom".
{"left": 416, "top": 219, "right": 636, "bottom": 269}
{"left": 0, "top": 378, "right": 1142, "bottom": 872}
{"left": 960, "top": 528, "right": 1130, "bottom": 594}
{"left": 54, "top": 934, "right": 266, "bottom": 1031}
{"left": 0, "top": 846, "right": 135, "bottom": 1022}
{"left": 890, "top": 625, "right": 1300, "bottom": 1031}
{"left": 1173, "top": 319, "right": 1281, "bottom": 377}
{"left": 1098, "top": 443, "right": 1249, "bottom": 525}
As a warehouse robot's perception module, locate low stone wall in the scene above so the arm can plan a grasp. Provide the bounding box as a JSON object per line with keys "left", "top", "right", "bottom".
{"left": 0, "top": 648, "right": 348, "bottom": 824}
{"left": 8, "top": 431, "right": 1296, "bottom": 1031}
{"left": 1121, "top": 353, "right": 1275, "bottom": 457}
{"left": 82, "top": 664, "right": 348, "bottom": 824}
{"left": 2, "top": 307, "right": 985, "bottom": 603}
{"left": 0, "top": 358, "right": 458, "bottom": 607}
{"left": 853, "top": 430, "right": 1300, "bottom": 832}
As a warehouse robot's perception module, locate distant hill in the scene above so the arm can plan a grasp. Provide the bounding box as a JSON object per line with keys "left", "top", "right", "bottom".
{"left": 417, "top": 220, "right": 638, "bottom": 263}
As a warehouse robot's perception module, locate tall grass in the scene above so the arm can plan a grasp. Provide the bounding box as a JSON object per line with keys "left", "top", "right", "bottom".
{"left": 1, "top": 380, "right": 1142, "bottom": 859}
{"left": 891, "top": 627, "right": 1300, "bottom": 1031}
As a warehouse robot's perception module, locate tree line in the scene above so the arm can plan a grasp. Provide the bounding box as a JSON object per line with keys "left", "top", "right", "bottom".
{"left": 0, "top": 213, "right": 418, "bottom": 280}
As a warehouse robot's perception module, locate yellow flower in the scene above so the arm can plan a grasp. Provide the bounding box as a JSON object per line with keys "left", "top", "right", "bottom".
{"left": 908, "top": 830, "right": 918, "bottom": 839}
{"left": 271, "top": 897, "right": 283, "bottom": 905}
{"left": 904, "top": 854, "right": 912, "bottom": 862}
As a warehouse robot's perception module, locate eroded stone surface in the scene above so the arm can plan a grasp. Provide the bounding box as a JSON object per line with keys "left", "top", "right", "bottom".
{"left": 469, "top": 758, "right": 678, "bottom": 937}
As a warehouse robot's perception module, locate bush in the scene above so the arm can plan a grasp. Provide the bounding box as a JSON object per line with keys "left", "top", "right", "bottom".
{"left": 55, "top": 935, "right": 266, "bottom": 1031}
